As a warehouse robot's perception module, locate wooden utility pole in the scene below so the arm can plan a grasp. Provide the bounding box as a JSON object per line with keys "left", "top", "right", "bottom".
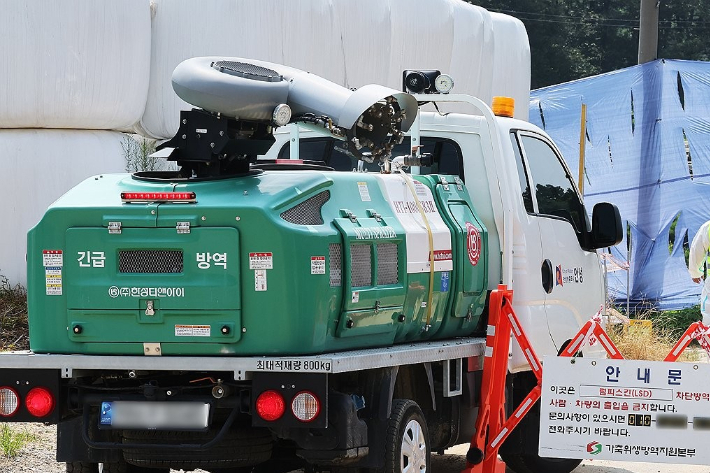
{"left": 638, "top": 0, "right": 659, "bottom": 64}
{"left": 578, "top": 104, "right": 587, "bottom": 195}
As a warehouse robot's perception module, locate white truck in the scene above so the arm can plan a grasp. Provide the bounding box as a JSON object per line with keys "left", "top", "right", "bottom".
{"left": 4, "top": 59, "right": 621, "bottom": 473}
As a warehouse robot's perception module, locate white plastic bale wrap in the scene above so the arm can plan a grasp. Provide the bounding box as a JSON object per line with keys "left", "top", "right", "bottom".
{"left": 138, "top": 0, "right": 346, "bottom": 139}
{"left": 449, "top": 3, "right": 495, "bottom": 106}
{"left": 0, "top": 131, "right": 127, "bottom": 285}
{"left": 387, "top": 0, "right": 455, "bottom": 90}
{"left": 137, "top": 0, "right": 280, "bottom": 138}
{"left": 0, "top": 0, "right": 151, "bottom": 130}
{"left": 140, "top": 0, "right": 531, "bottom": 139}
{"left": 489, "top": 12, "right": 531, "bottom": 119}
{"left": 335, "top": 0, "right": 392, "bottom": 90}
{"left": 279, "top": 1, "right": 346, "bottom": 85}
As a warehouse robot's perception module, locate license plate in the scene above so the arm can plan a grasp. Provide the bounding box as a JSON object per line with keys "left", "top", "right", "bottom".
{"left": 99, "top": 401, "right": 210, "bottom": 430}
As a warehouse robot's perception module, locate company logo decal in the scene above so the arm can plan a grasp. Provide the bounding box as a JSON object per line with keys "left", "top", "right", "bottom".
{"left": 587, "top": 441, "right": 602, "bottom": 455}
{"left": 465, "top": 222, "right": 481, "bottom": 266}
{"left": 433, "top": 250, "right": 453, "bottom": 261}
{"left": 556, "top": 265, "right": 584, "bottom": 285}
{"left": 108, "top": 286, "right": 185, "bottom": 298}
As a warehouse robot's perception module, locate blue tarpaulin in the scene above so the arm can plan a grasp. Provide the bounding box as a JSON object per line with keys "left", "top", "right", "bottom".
{"left": 529, "top": 59, "right": 710, "bottom": 310}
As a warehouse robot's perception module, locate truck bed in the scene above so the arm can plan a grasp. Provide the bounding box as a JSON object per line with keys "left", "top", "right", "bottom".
{"left": 0, "top": 337, "right": 485, "bottom": 380}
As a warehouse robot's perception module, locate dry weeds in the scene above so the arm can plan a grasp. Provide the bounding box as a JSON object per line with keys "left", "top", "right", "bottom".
{"left": 0, "top": 276, "right": 29, "bottom": 351}
{"left": 607, "top": 316, "right": 701, "bottom": 362}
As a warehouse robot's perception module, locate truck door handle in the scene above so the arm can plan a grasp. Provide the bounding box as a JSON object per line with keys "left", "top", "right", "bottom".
{"left": 541, "top": 259, "right": 554, "bottom": 294}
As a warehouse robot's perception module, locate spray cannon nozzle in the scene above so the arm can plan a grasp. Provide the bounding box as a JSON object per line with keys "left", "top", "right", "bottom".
{"left": 170, "top": 57, "right": 418, "bottom": 166}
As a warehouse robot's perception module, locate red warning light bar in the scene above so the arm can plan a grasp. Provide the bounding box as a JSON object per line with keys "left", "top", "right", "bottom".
{"left": 121, "top": 192, "right": 196, "bottom": 203}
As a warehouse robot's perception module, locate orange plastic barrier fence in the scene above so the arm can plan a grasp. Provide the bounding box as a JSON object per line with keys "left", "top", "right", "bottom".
{"left": 461, "top": 286, "right": 624, "bottom": 473}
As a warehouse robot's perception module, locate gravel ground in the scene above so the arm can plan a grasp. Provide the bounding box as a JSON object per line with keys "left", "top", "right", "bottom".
{"left": 0, "top": 423, "right": 59, "bottom": 473}
{"left": 1, "top": 424, "right": 708, "bottom": 473}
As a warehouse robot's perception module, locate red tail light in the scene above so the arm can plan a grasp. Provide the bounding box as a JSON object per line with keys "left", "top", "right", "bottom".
{"left": 255, "top": 390, "right": 285, "bottom": 421}
{"left": 0, "top": 387, "right": 19, "bottom": 417}
{"left": 25, "top": 387, "right": 55, "bottom": 418}
{"left": 291, "top": 391, "right": 321, "bottom": 422}
{"left": 121, "top": 192, "right": 196, "bottom": 203}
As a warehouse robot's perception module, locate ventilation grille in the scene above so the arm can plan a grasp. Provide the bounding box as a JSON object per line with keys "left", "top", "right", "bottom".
{"left": 281, "top": 191, "right": 330, "bottom": 225}
{"left": 329, "top": 243, "right": 342, "bottom": 287}
{"left": 350, "top": 245, "right": 372, "bottom": 287}
{"left": 119, "top": 250, "right": 183, "bottom": 274}
{"left": 211, "top": 61, "right": 283, "bottom": 82}
{"left": 377, "top": 243, "right": 399, "bottom": 285}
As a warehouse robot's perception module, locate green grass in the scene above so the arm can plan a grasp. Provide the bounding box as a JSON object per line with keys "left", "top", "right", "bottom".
{"left": 648, "top": 304, "right": 701, "bottom": 339}
{"left": 0, "top": 424, "right": 37, "bottom": 458}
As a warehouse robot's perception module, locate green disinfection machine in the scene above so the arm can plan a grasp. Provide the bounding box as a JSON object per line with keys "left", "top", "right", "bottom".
{"left": 27, "top": 170, "right": 487, "bottom": 356}
{"left": 26, "top": 57, "right": 488, "bottom": 356}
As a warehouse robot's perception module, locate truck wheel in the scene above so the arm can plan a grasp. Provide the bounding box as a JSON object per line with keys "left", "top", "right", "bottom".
{"left": 500, "top": 455, "right": 581, "bottom": 473}
{"left": 66, "top": 462, "right": 98, "bottom": 473}
{"left": 100, "top": 461, "right": 169, "bottom": 473}
{"left": 379, "top": 399, "right": 430, "bottom": 473}
{"left": 209, "top": 469, "right": 254, "bottom": 473}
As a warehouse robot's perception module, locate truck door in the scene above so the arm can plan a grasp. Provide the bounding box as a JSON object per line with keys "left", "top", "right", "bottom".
{"left": 513, "top": 131, "right": 604, "bottom": 353}
{"left": 506, "top": 133, "right": 557, "bottom": 365}
{"left": 416, "top": 132, "right": 554, "bottom": 366}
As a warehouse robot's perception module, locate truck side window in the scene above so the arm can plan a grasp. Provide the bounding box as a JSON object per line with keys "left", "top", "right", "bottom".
{"left": 278, "top": 139, "right": 332, "bottom": 162}
{"left": 275, "top": 137, "right": 464, "bottom": 180}
{"left": 509, "top": 133, "right": 534, "bottom": 213}
{"left": 519, "top": 135, "right": 586, "bottom": 233}
{"left": 417, "top": 139, "right": 463, "bottom": 178}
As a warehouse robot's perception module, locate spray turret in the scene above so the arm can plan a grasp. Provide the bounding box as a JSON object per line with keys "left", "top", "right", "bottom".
{"left": 156, "top": 57, "right": 417, "bottom": 177}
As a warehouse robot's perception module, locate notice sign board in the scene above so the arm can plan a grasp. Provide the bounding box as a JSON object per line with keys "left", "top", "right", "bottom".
{"left": 540, "top": 356, "right": 707, "bottom": 464}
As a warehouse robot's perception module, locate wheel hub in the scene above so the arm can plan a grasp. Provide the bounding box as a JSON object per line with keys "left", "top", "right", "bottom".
{"left": 401, "top": 418, "right": 427, "bottom": 472}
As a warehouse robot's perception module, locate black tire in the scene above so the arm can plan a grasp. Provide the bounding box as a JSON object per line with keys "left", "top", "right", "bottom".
{"left": 211, "top": 461, "right": 302, "bottom": 473}
{"left": 100, "top": 460, "right": 169, "bottom": 473}
{"left": 210, "top": 468, "right": 254, "bottom": 473}
{"left": 501, "top": 454, "right": 582, "bottom": 473}
{"left": 66, "top": 462, "right": 99, "bottom": 473}
{"left": 378, "top": 399, "right": 430, "bottom": 473}
{"left": 121, "top": 427, "right": 273, "bottom": 470}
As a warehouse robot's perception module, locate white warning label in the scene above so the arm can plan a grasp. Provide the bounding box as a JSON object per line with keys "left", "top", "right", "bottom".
{"left": 45, "top": 266, "right": 62, "bottom": 296}
{"left": 249, "top": 252, "right": 273, "bottom": 270}
{"left": 175, "top": 325, "right": 211, "bottom": 337}
{"left": 311, "top": 256, "right": 326, "bottom": 275}
{"left": 357, "top": 182, "right": 371, "bottom": 202}
{"left": 43, "top": 250, "right": 63, "bottom": 267}
{"left": 46, "top": 286, "right": 62, "bottom": 296}
{"left": 255, "top": 270, "right": 268, "bottom": 291}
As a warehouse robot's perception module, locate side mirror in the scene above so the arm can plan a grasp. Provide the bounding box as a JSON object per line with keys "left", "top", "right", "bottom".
{"left": 590, "top": 202, "right": 623, "bottom": 249}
